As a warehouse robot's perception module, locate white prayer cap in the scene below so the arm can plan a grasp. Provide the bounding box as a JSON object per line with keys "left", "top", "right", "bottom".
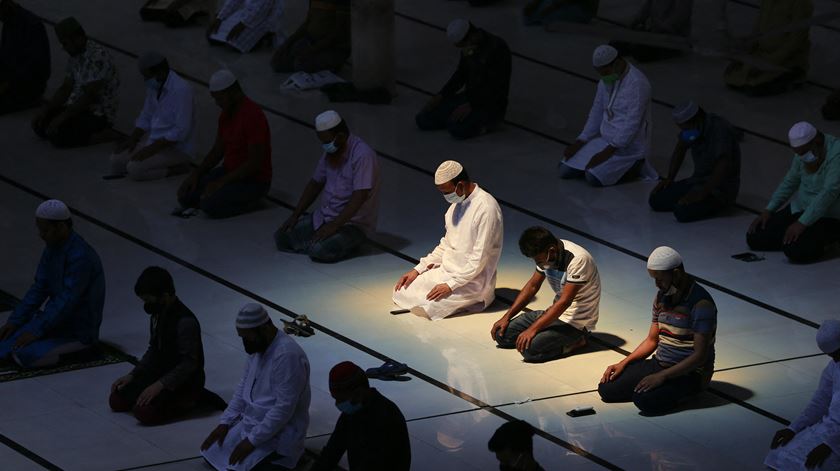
{"left": 35, "top": 200, "right": 71, "bottom": 221}
{"left": 137, "top": 51, "right": 165, "bottom": 72}
{"left": 672, "top": 101, "right": 699, "bottom": 124}
{"left": 209, "top": 69, "right": 237, "bottom": 92}
{"left": 315, "top": 110, "right": 342, "bottom": 132}
{"left": 592, "top": 45, "right": 618, "bottom": 67}
{"left": 236, "top": 303, "right": 270, "bottom": 329}
{"left": 647, "top": 246, "right": 683, "bottom": 271}
{"left": 788, "top": 121, "right": 817, "bottom": 148}
{"left": 447, "top": 19, "right": 471, "bottom": 44}
{"left": 817, "top": 319, "right": 840, "bottom": 354}
{"left": 434, "top": 160, "right": 464, "bottom": 185}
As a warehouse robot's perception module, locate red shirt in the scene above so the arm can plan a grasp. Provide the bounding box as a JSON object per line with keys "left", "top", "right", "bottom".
{"left": 218, "top": 97, "right": 272, "bottom": 183}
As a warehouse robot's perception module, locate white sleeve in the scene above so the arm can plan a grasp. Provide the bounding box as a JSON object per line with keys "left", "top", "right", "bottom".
{"left": 442, "top": 204, "right": 503, "bottom": 290}
{"left": 790, "top": 363, "right": 834, "bottom": 433}
{"left": 219, "top": 358, "right": 250, "bottom": 425}
{"left": 605, "top": 75, "right": 650, "bottom": 149}
{"left": 565, "top": 255, "right": 591, "bottom": 284}
{"left": 578, "top": 84, "right": 607, "bottom": 142}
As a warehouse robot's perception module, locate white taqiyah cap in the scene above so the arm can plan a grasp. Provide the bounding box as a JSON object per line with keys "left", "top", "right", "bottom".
{"left": 236, "top": 303, "right": 270, "bottom": 329}
{"left": 435, "top": 160, "right": 464, "bottom": 185}
{"left": 209, "top": 69, "right": 237, "bottom": 92}
{"left": 315, "top": 110, "right": 342, "bottom": 132}
{"left": 592, "top": 45, "right": 618, "bottom": 67}
{"left": 647, "top": 246, "right": 683, "bottom": 271}
{"left": 137, "top": 51, "right": 165, "bottom": 72}
{"left": 36, "top": 200, "right": 71, "bottom": 221}
{"left": 672, "top": 101, "right": 699, "bottom": 124}
{"left": 788, "top": 121, "right": 817, "bottom": 148}
{"left": 447, "top": 19, "right": 471, "bottom": 44}
{"left": 817, "top": 319, "right": 840, "bottom": 354}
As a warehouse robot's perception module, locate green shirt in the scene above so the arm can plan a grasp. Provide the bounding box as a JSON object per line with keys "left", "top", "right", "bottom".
{"left": 766, "top": 134, "right": 840, "bottom": 226}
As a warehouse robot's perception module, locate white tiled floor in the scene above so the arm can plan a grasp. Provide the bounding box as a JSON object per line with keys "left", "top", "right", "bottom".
{"left": 2, "top": 0, "right": 839, "bottom": 469}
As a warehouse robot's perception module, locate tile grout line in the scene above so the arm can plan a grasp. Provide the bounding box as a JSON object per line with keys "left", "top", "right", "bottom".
{"left": 0, "top": 433, "right": 61, "bottom": 471}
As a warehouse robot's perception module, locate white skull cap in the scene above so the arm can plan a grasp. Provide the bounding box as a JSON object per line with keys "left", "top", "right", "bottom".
{"left": 435, "top": 160, "right": 464, "bottom": 185}
{"left": 647, "top": 246, "right": 683, "bottom": 271}
{"left": 209, "top": 69, "right": 237, "bottom": 92}
{"left": 236, "top": 303, "right": 270, "bottom": 329}
{"left": 672, "top": 101, "right": 699, "bottom": 124}
{"left": 817, "top": 319, "right": 840, "bottom": 354}
{"left": 592, "top": 45, "right": 618, "bottom": 67}
{"left": 315, "top": 110, "right": 342, "bottom": 132}
{"left": 447, "top": 19, "right": 471, "bottom": 44}
{"left": 788, "top": 121, "right": 817, "bottom": 148}
{"left": 35, "top": 200, "right": 71, "bottom": 221}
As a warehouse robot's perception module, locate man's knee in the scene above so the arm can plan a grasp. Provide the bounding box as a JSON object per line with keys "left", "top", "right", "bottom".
{"left": 494, "top": 331, "right": 516, "bottom": 349}
{"left": 308, "top": 241, "right": 344, "bottom": 263}
{"left": 673, "top": 204, "right": 702, "bottom": 223}
{"left": 109, "top": 391, "right": 134, "bottom": 412}
{"left": 648, "top": 192, "right": 673, "bottom": 212}
{"left": 584, "top": 171, "right": 604, "bottom": 187}
{"left": 447, "top": 121, "right": 481, "bottom": 140}
{"left": 783, "top": 242, "right": 822, "bottom": 264}
{"left": 415, "top": 111, "right": 439, "bottom": 131}
{"left": 133, "top": 404, "right": 165, "bottom": 425}
{"left": 597, "top": 382, "right": 624, "bottom": 403}
{"left": 632, "top": 392, "right": 668, "bottom": 415}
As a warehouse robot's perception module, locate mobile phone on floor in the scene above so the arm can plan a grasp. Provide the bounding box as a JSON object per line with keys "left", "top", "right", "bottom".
{"left": 390, "top": 309, "right": 410, "bottom": 315}
{"left": 567, "top": 406, "right": 596, "bottom": 417}
{"left": 731, "top": 252, "right": 765, "bottom": 262}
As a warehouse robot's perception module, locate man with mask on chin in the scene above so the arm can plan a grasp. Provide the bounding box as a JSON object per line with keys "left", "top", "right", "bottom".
{"left": 561, "top": 45, "right": 657, "bottom": 186}
{"left": 109, "top": 267, "right": 219, "bottom": 425}
{"left": 201, "top": 303, "right": 310, "bottom": 471}
{"left": 765, "top": 319, "right": 840, "bottom": 471}
{"left": 747, "top": 121, "right": 840, "bottom": 264}
{"left": 109, "top": 52, "right": 196, "bottom": 181}
{"left": 488, "top": 420, "right": 545, "bottom": 471}
{"left": 598, "top": 247, "right": 717, "bottom": 415}
{"left": 0, "top": 200, "right": 104, "bottom": 369}
{"left": 492, "top": 227, "right": 600, "bottom": 363}
{"left": 649, "top": 101, "right": 741, "bottom": 223}
{"left": 311, "top": 361, "right": 410, "bottom": 471}
{"left": 415, "top": 19, "right": 512, "bottom": 140}
{"left": 274, "top": 110, "right": 380, "bottom": 263}
{"left": 393, "top": 160, "right": 503, "bottom": 320}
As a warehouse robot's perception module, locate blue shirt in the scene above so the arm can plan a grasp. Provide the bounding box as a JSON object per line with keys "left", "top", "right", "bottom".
{"left": 11, "top": 232, "right": 105, "bottom": 344}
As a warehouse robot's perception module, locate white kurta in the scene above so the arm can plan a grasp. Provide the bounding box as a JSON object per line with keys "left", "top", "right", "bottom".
{"left": 201, "top": 332, "right": 311, "bottom": 471}
{"left": 564, "top": 64, "right": 657, "bottom": 186}
{"left": 393, "top": 185, "right": 503, "bottom": 320}
{"left": 211, "top": 0, "right": 285, "bottom": 52}
{"left": 765, "top": 360, "right": 840, "bottom": 470}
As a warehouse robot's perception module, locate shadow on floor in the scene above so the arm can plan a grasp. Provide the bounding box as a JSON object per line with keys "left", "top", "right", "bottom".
{"left": 645, "top": 381, "right": 755, "bottom": 416}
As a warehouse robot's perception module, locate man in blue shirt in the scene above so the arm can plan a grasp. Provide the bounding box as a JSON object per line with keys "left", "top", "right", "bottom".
{"left": 0, "top": 200, "right": 105, "bottom": 369}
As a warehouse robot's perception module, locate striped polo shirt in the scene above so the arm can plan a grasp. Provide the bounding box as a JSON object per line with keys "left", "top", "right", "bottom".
{"left": 652, "top": 281, "right": 717, "bottom": 370}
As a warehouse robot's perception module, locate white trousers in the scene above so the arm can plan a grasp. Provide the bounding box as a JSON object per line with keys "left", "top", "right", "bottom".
{"left": 110, "top": 147, "right": 191, "bottom": 181}
{"left": 200, "top": 421, "right": 275, "bottom": 471}
{"left": 392, "top": 268, "right": 490, "bottom": 321}
{"left": 563, "top": 137, "right": 657, "bottom": 186}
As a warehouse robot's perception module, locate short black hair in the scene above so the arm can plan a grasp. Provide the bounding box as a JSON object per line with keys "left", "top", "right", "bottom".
{"left": 333, "top": 120, "right": 350, "bottom": 135}
{"left": 148, "top": 59, "right": 169, "bottom": 76}
{"left": 518, "top": 226, "right": 558, "bottom": 258}
{"left": 488, "top": 420, "right": 535, "bottom": 454}
{"left": 134, "top": 266, "right": 175, "bottom": 297}
{"left": 451, "top": 168, "right": 470, "bottom": 186}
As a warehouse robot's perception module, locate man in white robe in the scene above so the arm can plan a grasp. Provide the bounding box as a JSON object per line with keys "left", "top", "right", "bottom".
{"left": 200, "top": 304, "right": 310, "bottom": 471}
{"left": 560, "top": 44, "right": 657, "bottom": 186}
{"left": 766, "top": 319, "right": 840, "bottom": 471}
{"left": 393, "top": 160, "right": 503, "bottom": 320}
{"left": 207, "top": 0, "right": 285, "bottom": 53}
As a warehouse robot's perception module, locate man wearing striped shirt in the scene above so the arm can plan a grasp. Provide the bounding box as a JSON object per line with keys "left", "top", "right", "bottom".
{"left": 598, "top": 246, "right": 717, "bottom": 415}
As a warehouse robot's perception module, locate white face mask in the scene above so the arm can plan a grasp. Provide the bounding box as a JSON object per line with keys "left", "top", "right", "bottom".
{"left": 800, "top": 151, "right": 818, "bottom": 164}
{"left": 663, "top": 284, "right": 678, "bottom": 296}
{"left": 444, "top": 191, "right": 465, "bottom": 204}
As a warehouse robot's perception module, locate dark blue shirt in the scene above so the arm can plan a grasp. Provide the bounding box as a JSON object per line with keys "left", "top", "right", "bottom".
{"left": 11, "top": 232, "right": 105, "bottom": 344}
{"left": 687, "top": 113, "right": 742, "bottom": 202}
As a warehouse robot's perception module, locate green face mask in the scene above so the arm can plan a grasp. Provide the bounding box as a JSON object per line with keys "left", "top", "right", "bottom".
{"left": 601, "top": 73, "right": 619, "bottom": 85}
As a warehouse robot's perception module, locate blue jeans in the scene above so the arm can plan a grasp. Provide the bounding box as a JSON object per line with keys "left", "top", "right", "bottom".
{"left": 598, "top": 359, "right": 704, "bottom": 415}
{"left": 274, "top": 214, "right": 367, "bottom": 263}
{"left": 178, "top": 167, "right": 269, "bottom": 219}
{"left": 648, "top": 179, "right": 730, "bottom": 223}
{"left": 495, "top": 310, "right": 587, "bottom": 363}
{"left": 0, "top": 317, "right": 89, "bottom": 368}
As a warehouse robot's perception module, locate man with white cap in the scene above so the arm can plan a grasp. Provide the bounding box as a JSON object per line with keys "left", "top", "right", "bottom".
{"left": 393, "top": 160, "right": 503, "bottom": 320}
{"left": 747, "top": 121, "right": 840, "bottom": 263}
{"left": 31, "top": 17, "right": 119, "bottom": 148}
{"left": 0, "top": 200, "right": 105, "bottom": 369}
{"left": 561, "top": 44, "right": 657, "bottom": 187}
{"left": 415, "top": 19, "right": 512, "bottom": 140}
{"left": 177, "top": 70, "right": 272, "bottom": 219}
{"left": 206, "top": 0, "right": 285, "bottom": 53}
{"left": 109, "top": 52, "right": 196, "bottom": 181}
{"left": 766, "top": 319, "right": 840, "bottom": 470}
{"left": 275, "top": 110, "right": 380, "bottom": 263}
{"left": 599, "top": 246, "right": 717, "bottom": 415}
{"left": 270, "top": 0, "right": 351, "bottom": 73}
{"left": 649, "top": 101, "right": 742, "bottom": 222}
{"left": 201, "top": 303, "right": 310, "bottom": 471}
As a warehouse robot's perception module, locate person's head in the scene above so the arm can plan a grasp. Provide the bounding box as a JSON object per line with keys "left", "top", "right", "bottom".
{"left": 235, "top": 303, "right": 277, "bottom": 354}
{"left": 314, "top": 110, "right": 350, "bottom": 156}
{"left": 788, "top": 121, "right": 825, "bottom": 166}
{"left": 328, "top": 361, "right": 371, "bottom": 415}
{"left": 0, "top": 0, "right": 17, "bottom": 22}
{"left": 817, "top": 319, "right": 840, "bottom": 362}
{"left": 134, "top": 266, "right": 176, "bottom": 316}
{"left": 592, "top": 45, "right": 625, "bottom": 85}
{"left": 519, "top": 226, "right": 564, "bottom": 270}
{"left": 447, "top": 19, "right": 481, "bottom": 54}
{"left": 488, "top": 420, "right": 536, "bottom": 470}
{"left": 647, "top": 246, "right": 686, "bottom": 296}
{"left": 35, "top": 200, "right": 73, "bottom": 247}
{"left": 434, "top": 160, "right": 471, "bottom": 204}
{"left": 55, "top": 17, "right": 87, "bottom": 57}
{"left": 672, "top": 101, "right": 706, "bottom": 144}
{"left": 208, "top": 69, "right": 243, "bottom": 113}
{"left": 137, "top": 51, "right": 169, "bottom": 89}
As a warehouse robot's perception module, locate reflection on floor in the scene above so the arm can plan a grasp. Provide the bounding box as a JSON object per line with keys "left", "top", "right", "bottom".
{"left": 1, "top": 0, "right": 838, "bottom": 470}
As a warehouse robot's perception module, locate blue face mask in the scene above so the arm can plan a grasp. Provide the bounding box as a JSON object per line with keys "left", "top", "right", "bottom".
{"left": 145, "top": 78, "right": 161, "bottom": 91}
{"left": 800, "top": 151, "right": 818, "bottom": 164}
{"left": 336, "top": 400, "right": 363, "bottom": 415}
{"left": 679, "top": 129, "right": 701, "bottom": 144}
{"left": 322, "top": 139, "right": 339, "bottom": 154}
